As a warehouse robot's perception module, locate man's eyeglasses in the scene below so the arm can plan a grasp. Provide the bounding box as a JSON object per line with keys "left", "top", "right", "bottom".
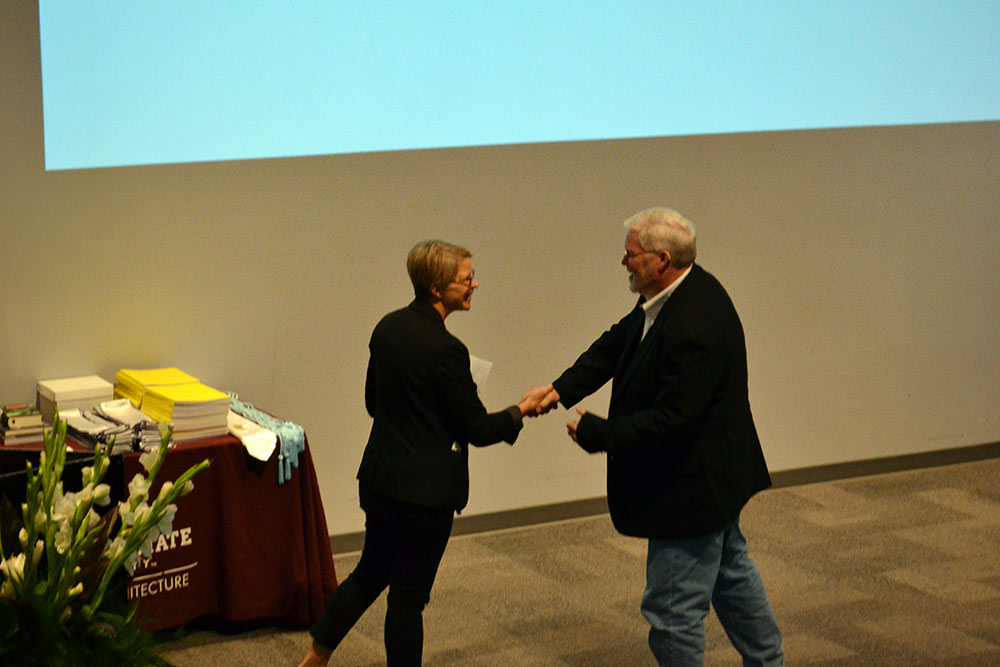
{"left": 452, "top": 270, "right": 476, "bottom": 286}
{"left": 623, "top": 250, "right": 655, "bottom": 262}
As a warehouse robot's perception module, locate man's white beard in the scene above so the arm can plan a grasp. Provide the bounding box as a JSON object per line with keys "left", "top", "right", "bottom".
{"left": 628, "top": 273, "right": 639, "bottom": 293}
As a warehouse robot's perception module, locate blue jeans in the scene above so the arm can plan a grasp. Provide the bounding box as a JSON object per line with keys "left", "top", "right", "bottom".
{"left": 642, "top": 515, "right": 784, "bottom": 666}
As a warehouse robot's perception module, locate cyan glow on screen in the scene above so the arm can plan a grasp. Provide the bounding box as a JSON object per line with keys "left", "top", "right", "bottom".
{"left": 38, "top": 1, "right": 1000, "bottom": 171}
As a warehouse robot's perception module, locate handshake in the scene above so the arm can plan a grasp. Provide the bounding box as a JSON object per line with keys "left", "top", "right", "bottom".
{"left": 516, "top": 384, "right": 589, "bottom": 445}
{"left": 517, "top": 384, "right": 560, "bottom": 418}
{"left": 516, "top": 383, "right": 588, "bottom": 444}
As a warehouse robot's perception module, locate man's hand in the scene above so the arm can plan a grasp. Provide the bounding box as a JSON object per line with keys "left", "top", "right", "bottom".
{"left": 519, "top": 384, "right": 560, "bottom": 417}
{"left": 566, "top": 407, "right": 586, "bottom": 442}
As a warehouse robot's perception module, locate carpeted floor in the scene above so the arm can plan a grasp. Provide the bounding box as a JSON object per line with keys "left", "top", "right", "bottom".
{"left": 159, "top": 457, "right": 1000, "bottom": 665}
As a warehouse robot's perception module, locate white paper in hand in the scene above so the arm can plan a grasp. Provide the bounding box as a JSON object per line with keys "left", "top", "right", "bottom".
{"left": 469, "top": 354, "right": 493, "bottom": 392}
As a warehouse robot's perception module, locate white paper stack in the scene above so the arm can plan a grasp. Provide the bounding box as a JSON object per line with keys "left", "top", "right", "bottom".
{"left": 60, "top": 408, "right": 134, "bottom": 453}
{"left": 95, "top": 398, "right": 166, "bottom": 451}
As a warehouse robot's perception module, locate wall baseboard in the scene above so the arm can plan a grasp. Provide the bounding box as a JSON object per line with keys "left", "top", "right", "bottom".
{"left": 328, "top": 440, "right": 1000, "bottom": 555}
{"left": 768, "top": 440, "right": 1000, "bottom": 488}
{"left": 329, "top": 496, "right": 609, "bottom": 555}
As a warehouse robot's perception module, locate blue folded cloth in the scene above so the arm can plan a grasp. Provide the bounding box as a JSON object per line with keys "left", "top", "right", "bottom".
{"left": 227, "top": 392, "right": 305, "bottom": 485}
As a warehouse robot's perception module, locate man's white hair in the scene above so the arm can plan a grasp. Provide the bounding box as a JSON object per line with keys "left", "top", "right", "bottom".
{"left": 623, "top": 207, "right": 697, "bottom": 268}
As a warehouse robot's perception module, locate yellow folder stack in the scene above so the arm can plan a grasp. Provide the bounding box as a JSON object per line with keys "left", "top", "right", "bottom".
{"left": 115, "top": 367, "right": 199, "bottom": 408}
{"left": 115, "top": 368, "right": 230, "bottom": 442}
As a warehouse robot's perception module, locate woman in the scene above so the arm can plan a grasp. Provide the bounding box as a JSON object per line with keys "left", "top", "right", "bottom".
{"left": 299, "top": 240, "right": 535, "bottom": 666}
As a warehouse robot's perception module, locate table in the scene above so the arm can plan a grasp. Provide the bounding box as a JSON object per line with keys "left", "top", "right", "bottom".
{"left": 121, "top": 435, "right": 338, "bottom": 631}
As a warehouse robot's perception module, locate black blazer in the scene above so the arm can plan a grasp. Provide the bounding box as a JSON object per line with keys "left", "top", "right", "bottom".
{"left": 357, "top": 299, "right": 522, "bottom": 511}
{"left": 552, "top": 265, "right": 771, "bottom": 539}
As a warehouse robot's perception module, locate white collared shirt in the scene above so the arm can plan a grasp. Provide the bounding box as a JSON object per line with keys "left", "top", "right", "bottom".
{"left": 641, "top": 265, "right": 692, "bottom": 339}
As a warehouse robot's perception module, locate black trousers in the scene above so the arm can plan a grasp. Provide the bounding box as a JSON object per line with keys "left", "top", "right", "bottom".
{"left": 310, "top": 486, "right": 454, "bottom": 666}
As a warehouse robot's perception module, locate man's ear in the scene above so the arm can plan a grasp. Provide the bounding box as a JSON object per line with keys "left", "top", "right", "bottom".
{"left": 429, "top": 283, "right": 443, "bottom": 301}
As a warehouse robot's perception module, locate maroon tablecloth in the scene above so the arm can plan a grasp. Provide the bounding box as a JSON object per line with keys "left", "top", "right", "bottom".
{"left": 122, "top": 435, "right": 338, "bottom": 631}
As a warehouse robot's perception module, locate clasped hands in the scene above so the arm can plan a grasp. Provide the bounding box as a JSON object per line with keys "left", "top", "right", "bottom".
{"left": 517, "top": 384, "right": 587, "bottom": 443}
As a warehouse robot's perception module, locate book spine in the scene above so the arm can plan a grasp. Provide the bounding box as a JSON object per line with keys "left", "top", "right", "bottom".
{"left": 6, "top": 414, "right": 43, "bottom": 429}
{"left": 2, "top": 403, "right": 41, "bottom": 417}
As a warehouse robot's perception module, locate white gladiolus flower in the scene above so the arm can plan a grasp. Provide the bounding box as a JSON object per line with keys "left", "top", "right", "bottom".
{"left": 55, "top": 521, "right": 73, "bottom": 555}
{"left": 135, "top": 503, "right": 153, "bottom": 527}
{"left": 157, "top": 481, "right": 174, "bottom": 502}
{"left": 103, "top": 537, "right": 126, "bottom": 561}
{"left": 139, "top": 449, "right": 158, "bottom": 473}
{"left": 121, "top": 500, "right": 149, "bottom": 527}
{"left": 182, "top": 479, "right": 195, "bottom": 496}
{"left": 93, "top": 483, "right": 111, "bottom": 506}
{"left": 76, "top": 485, "right": 94, "bottom": 506}
{"left": 53, "top": 494, "right": 76, "bottom": 523}
{"left": 139, "top": 529, "right": 158, "bottom": 559}
{"left": 1, "top": 414, "right": 208, "bottom": 635}
{"left": 128, "top": 473, "right": 151, "bottom": 503}
{"left": 13, "top": 552, "right": 27, "bottom": 575}
{"left": 125, "top": 551, "right": 140, "bottom": 574}
{"left": 0, "top": 553, "right": 26, "bottom": 581}
{"left": 158, "top": 504, "right": 177, "bottom": 535}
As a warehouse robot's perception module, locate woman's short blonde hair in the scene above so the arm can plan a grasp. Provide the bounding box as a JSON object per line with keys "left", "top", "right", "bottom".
{"left": 407, "top": 240, "right": 472, "bottom": 299}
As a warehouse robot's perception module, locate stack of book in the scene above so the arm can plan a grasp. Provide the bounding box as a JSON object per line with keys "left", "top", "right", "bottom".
{"left": 140, "top": 382, "right": 230, "bottom": 442}
{"left": 1, "top": 403, "right": 45, "bottom": 446}
{"left": 115, "top": 368, "right": 229, "bottom": 443}
{"left": 36, "top": 375, "right": 115, "bottom": 423}
{"left": 114, "top": 367, "right": 199, "bottom": 408}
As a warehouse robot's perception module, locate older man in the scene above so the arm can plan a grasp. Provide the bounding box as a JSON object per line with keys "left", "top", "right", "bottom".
{"left": 525, "top": 208, "right": 784, "bottom": 666}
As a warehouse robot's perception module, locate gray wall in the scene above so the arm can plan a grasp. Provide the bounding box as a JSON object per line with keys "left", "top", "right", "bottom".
{"left": 3, "top": 1, "right": 998, "bottom": 535}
